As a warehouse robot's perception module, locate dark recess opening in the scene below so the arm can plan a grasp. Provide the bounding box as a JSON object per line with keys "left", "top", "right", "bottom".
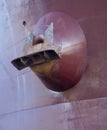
{"left": 11, "top": 50, "right": 60, "bottom": 70}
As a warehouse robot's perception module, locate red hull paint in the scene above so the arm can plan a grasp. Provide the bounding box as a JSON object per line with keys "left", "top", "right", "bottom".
{"left": 31, "top": 12, "right": 87, "bottom": 91}
{"left": 1, "top": 0, "right": 107, "bottom": 130}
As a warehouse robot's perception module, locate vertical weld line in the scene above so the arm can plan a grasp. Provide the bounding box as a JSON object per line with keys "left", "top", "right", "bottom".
{"left": 76, "top": 101, "right": 85, "bottom": 130}
{"left": 78, "top": 101, "right": 85, "bottom": 130}
{"left": 61, "top": 93, "right": 71, "bottom": 130}
{"left": 22, "top": 74, "right": 27, "bottom": 107}
{"left": 16, "top": 76, "right": 21, "bottom": 110}
{"left": 64, "top": 103, "right": 71, "bottom": 130}
{"left": 16, "top": 76, "right": 22, "bottom": 130}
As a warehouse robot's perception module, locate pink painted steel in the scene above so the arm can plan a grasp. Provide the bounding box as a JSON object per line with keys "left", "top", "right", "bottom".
{"left": 31, "top": 12, "right": 87, "bottom": 91}
{"left": 1, "top": 0, "right": 107, "bottom": 129}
